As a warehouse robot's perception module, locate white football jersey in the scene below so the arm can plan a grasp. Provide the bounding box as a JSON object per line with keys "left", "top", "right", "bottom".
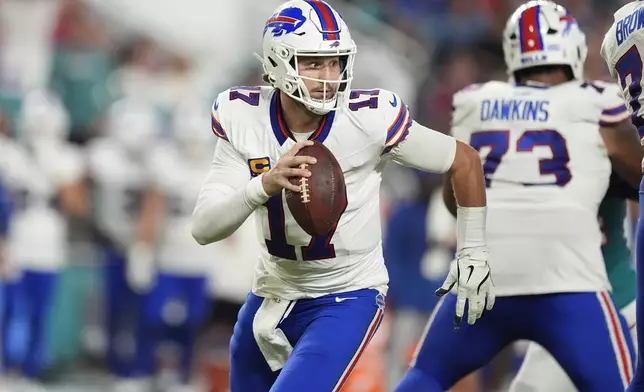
{"left": 601, "top": 1, "right": 644, "bottom": 137}
{"left": 452, "top": 80, "right": 630, "bottom": 296}
{"left": 87, "top": 137, "right": 151, "bottom": 251}
{"left": 0, "top": 138, "right": 84, "bottom": 270}
{"left": 211, "top": 86, "right": 414, "bottom": 299}
{"left": 147, "top": 142, "right": 218, "bottom": 276}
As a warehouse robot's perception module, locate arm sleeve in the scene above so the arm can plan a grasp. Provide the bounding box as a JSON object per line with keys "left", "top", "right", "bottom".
{"left": 191, "top": 139, "right": 270, "bottom": 245}
{"left": 389, "top": 121, "right": 457, "bottom": 174}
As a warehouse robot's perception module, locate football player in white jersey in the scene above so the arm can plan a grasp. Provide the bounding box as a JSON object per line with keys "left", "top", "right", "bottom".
{"left": 602, "top": 2, "right": 644, "bottom": 391}
{"left": 87, "top": 97, "right": 161, "bottom": 389}
{"left": 0, "top": 90, "right": 86, "bottom": 392}
{"left": 396, "top": 2, "right": 643, "bottom": 392}
{"left": 132, "top": 101, "right": 217, "bottom": 391}
{"left": 191, "top": 0, "right": 494, "bottom": 390}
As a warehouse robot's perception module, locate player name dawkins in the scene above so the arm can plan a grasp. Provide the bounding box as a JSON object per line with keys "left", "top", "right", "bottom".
{"left": 480, "top": 99, "right": 549, "bottom": 122}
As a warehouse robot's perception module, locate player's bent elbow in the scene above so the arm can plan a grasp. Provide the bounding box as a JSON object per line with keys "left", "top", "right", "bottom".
{"left": 192, "top": 233, "right": 211, "bottom": 246}
{"left": 191, "top": 209, "right": 237, "bottom": 245}
{"left": 191, "top": 223, "right": 212, "bottom": 246}
{"left": 190, "top": 213, "right": 219, "bottom": 246}
{"left": 449, "top": 141, "right": 481, "bottom": 175}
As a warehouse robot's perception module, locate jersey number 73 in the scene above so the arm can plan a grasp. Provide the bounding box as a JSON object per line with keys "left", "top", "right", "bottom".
{"left": 470, "top": 129, "right": 572, "bottom": 187}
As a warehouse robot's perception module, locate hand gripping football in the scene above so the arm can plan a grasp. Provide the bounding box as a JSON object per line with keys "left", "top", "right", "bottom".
{"left": 285, "top": 141, "right": 347, "bottom": 237}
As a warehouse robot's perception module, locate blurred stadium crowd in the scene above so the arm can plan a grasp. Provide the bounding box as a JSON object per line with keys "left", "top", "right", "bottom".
{"left": 0, "top": 0, "right": 638, "bottom": 391}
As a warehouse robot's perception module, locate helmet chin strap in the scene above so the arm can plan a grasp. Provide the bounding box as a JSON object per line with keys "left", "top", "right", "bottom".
{"left": 280, "top": 87, "right": 336, "bottom": 116}
{"left": 304, "top": 96, "right": 337, "bottom": 115}
{"left": 305, "top": 103, "right": 332, "bottom": 115}
{"left": 292, "top": 88, "right": 338, "bottom": 115}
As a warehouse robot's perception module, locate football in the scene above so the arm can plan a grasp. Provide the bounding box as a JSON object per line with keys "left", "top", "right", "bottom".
{"left": 285, "top": 141, "right": 347, "bottom": 237}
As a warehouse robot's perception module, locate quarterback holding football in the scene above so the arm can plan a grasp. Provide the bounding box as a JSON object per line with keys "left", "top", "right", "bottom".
{"left": 191, "top": 1, "right": 493, "bottom": 390}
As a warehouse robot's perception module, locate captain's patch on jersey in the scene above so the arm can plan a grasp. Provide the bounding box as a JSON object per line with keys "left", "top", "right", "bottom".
{"left": 248, "top": 157, "right": 271, "bottom": 177}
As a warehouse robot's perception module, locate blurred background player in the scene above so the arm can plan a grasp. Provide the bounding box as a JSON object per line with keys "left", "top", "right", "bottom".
{"left": 601, "top": 2, "right": 644, "bottom": 390}
{"left": 396, "top": 2, "right": 643, "bottom": 391}
{"left": 133, "top": 100, "right": 218, "bottom": 392}
{"left": 0, "top": 90, "right": 86, "bottom": 392}
{"left": 510, "top": 171, "right": 638, "bottom": 391}
{"left": 86, "top": 97, "right": 161, "bottom": 391}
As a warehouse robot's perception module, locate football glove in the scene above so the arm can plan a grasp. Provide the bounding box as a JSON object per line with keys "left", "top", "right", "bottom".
{"left": 435, "top": 246, "right": 495, "bottom": 327}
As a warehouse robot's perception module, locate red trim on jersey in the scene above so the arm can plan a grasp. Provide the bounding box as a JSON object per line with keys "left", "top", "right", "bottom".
{"left": 211, "top": 115, "right": 228, "bottom": 141}
{"left": 310, "top": 115, "right": 327, "bottom": 140}
{"left": 275, "top": 96, "right": 291, "bottom": 141}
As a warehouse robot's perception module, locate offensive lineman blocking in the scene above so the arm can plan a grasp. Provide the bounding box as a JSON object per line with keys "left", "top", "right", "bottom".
{"left": 191, "top": 0, "right": 493, "bottom": 390}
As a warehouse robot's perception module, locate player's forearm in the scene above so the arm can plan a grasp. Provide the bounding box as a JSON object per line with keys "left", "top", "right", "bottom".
{"left": 393, "top": 125, "right": 486, "bottom": 249}
{"left": 449, "top": 141, "right": 486, "bottom": 208}
{"left": 448, "top": 141, "right": 487, "bottom": 250}
{"left": 442, "top": 174, "right": 458, "bottom": 218}
{"left": 191, "top": 175, "right": 268, "bottom": 245}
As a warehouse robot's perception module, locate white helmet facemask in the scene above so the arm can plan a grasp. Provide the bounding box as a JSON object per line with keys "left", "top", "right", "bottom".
{"left": 256, "top": 0, "right": 357, "bottom": 115}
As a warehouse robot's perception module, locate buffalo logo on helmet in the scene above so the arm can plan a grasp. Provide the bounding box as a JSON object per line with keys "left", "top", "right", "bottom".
{"left": 264, "top": 7, "right": 307, "bottom": 37}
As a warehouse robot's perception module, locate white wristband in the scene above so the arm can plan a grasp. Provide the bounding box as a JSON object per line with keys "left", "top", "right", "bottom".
{"left": 244, "top": 174, "right": 271, "bottom": 207}
{"left": 456, "top": 206, "right": 487, "bottom": 251}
